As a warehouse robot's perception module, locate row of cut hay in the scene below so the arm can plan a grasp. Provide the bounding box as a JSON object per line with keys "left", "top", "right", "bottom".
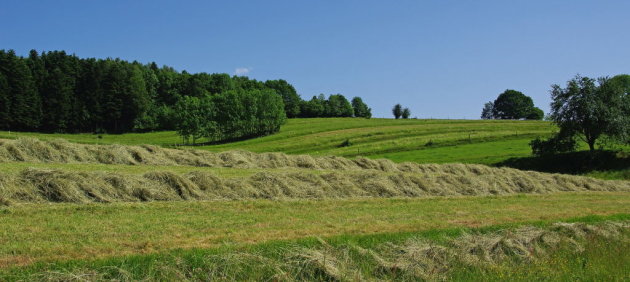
{"left": 21, "top": 220, "right": 630, "bottom": 281}
{"left": 1, "top": 165, "right": 628, "bottom": 204}
{"left": 0, "top": 138, "right": 406, "bottom": 171}
{"left": 286, "top": 221, "right": 630, "bottom": 281}
{"left": 0, "top": 138, "right": 520, "bottom": 173}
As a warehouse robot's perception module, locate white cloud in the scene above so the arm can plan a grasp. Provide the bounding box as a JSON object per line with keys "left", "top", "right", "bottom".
{"left": 234, "top": 67, "right": 253, "bottom": 75}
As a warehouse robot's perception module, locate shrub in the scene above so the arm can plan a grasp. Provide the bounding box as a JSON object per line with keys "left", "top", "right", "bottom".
{"left": 339, "top": 139, "right": 353, "bottom": 147}
{"left": 529, "top": 134, "right": 577, "bottom": 156}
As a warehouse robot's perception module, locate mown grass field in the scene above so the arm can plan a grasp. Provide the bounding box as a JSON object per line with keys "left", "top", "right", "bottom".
{"left": 3, "top": 118, "right": 628, "bottom": 181}
{"left": 1, "top": 118, "right": 630, "bottom": 280}
{"left": 1, "top": 213, "right": 628, "bottom": 281}
{"left": 0, "top": 118, "right": 556, "bottom": 165}
{"left": 1, "top": 193, "right": 628, "bottom": 268}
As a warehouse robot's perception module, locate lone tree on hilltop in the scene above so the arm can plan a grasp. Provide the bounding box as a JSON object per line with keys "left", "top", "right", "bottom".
{"left": 490, "top": 89, "right": 543, "bottom": 120}
{"left": 549, "top": 75, "right": 630, "bottom": 151}
{"left": 401, "top": 107, "right": 411, "bottom": 119}
{"left": 392, "top": 103, "right": 402, "bottom": 119}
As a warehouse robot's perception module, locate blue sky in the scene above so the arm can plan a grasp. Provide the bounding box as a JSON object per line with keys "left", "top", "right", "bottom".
{"left": 2, "top": 0, "right": 629, "bottom": 118}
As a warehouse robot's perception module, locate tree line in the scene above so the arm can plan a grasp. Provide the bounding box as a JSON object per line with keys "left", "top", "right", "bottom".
{"left": 0, "top": 49, "right": 372, "bottom": 141}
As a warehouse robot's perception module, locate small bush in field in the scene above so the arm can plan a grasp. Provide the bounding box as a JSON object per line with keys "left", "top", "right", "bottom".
{"left": 530, "top": 134, "right": 577, "bottom": 157}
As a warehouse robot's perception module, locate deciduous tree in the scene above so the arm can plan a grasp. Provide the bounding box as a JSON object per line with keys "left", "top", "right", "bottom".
{"left": 401, "top": 107, "right": 411, "bottom": 119}
{"left": 480, "top": 102, "right": 494, "bottom": 119}
{"left": 351, "top": 97, "right": 372, "bottom": 118}
{"left": 550, "top": 75, "right": 629, "bottom": 151}
{"left": 265, "top": 79, "right": 301, "bottom": 118}
{"left": 492, "top": 90, "right": 536, "bottom": 119}
{"left": 392, "top": 104, "right": 402, "bottom": 119}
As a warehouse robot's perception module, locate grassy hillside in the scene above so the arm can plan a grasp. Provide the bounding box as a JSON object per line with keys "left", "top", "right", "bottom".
{"left": 5, "top": 118, "right": 628, "bottom": 179}
{"left": 1, "top": 119, "right": 629, "bottom": 279}
{"left": 0, "top": 118, "right": 555, "bottom": 164}
{"left": 203, "top": 118, "right": 554, "bottom": 165}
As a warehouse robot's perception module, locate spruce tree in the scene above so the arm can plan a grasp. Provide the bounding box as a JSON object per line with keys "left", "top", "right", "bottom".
{"left": 0, "top": 73, "right": 10, "bottom": 129}
{"left": 0, "top": 50, "right": 41, "bottom": 130}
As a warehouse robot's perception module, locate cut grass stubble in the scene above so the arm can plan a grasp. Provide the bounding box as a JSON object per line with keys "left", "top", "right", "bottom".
{"left": 2, "top": 217, "right": 629, "bottom": 281}
{"left": 1, "top": 193, "right": 629, "bottom": 268}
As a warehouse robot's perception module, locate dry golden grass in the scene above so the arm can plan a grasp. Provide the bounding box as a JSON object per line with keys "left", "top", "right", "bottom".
{"left": 0, "top": 137, "right": 538, "bottom": 171}
{"left": 0, "top": 165, "right": 628, "bottom": 204}
{"left": 1, "top": 138, "right": 629, "bottom": 204}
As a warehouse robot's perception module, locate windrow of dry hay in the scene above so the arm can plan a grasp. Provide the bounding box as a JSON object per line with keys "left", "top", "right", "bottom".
{"left": 22, "top": 220, "right": 630, "bottom": 281}
{"left": 1, "top": 137, "right": 628, "bottom": 204}
{"left": 0, "top": 137, "right": 521, "bottom": 172}
{"left": 1, "top": 165, "right": 629, "bottom": 204}
{"left": 0, "top": 138, "right": 403, "bottom": 170}
{"left": 286, "top": 221, "right": 630, "bottom": 281}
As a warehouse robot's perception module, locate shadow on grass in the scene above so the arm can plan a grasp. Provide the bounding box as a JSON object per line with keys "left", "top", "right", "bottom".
{"left": 169, "top": 133, "right": 273, "bottom": 147}
{"left": 494, "top": 150, "right": 630, "bottom": 178}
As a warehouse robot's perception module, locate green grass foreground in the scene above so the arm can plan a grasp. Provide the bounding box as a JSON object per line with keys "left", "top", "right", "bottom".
{"left": 1, "top": 192, "right": 629, "bottom": 268}
{"left": 1, "top": 214, "right": 628, "bottom": 281}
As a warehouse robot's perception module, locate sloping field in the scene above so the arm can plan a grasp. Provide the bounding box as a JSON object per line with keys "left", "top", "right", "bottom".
{"left": 0, "top": 118, "right": 555, "bottom": 164}
{"left": 1, "top": 138, "right": 629, "bottom": 204}
{"left": 1, "top": 132, "right": 629, "bottom": 279}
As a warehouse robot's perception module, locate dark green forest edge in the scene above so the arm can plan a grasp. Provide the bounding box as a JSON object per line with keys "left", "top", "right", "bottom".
{"left": 0, "top": 50, "right": 371, "bottom": 143}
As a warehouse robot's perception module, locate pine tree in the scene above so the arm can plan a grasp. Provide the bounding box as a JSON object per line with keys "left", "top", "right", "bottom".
{"left": 0, "top": 50, "right": 42, "bottom": 130}
{"left": 0, "top": 72, "right": 10, "bottom": 129}
{"left": 41, "top": 67, "right": 73, "bottom": 131}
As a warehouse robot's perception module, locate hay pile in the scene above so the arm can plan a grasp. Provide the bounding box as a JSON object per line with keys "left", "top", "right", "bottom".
{"left": 0, "top": 166, "right": 628, "bottom": 205}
